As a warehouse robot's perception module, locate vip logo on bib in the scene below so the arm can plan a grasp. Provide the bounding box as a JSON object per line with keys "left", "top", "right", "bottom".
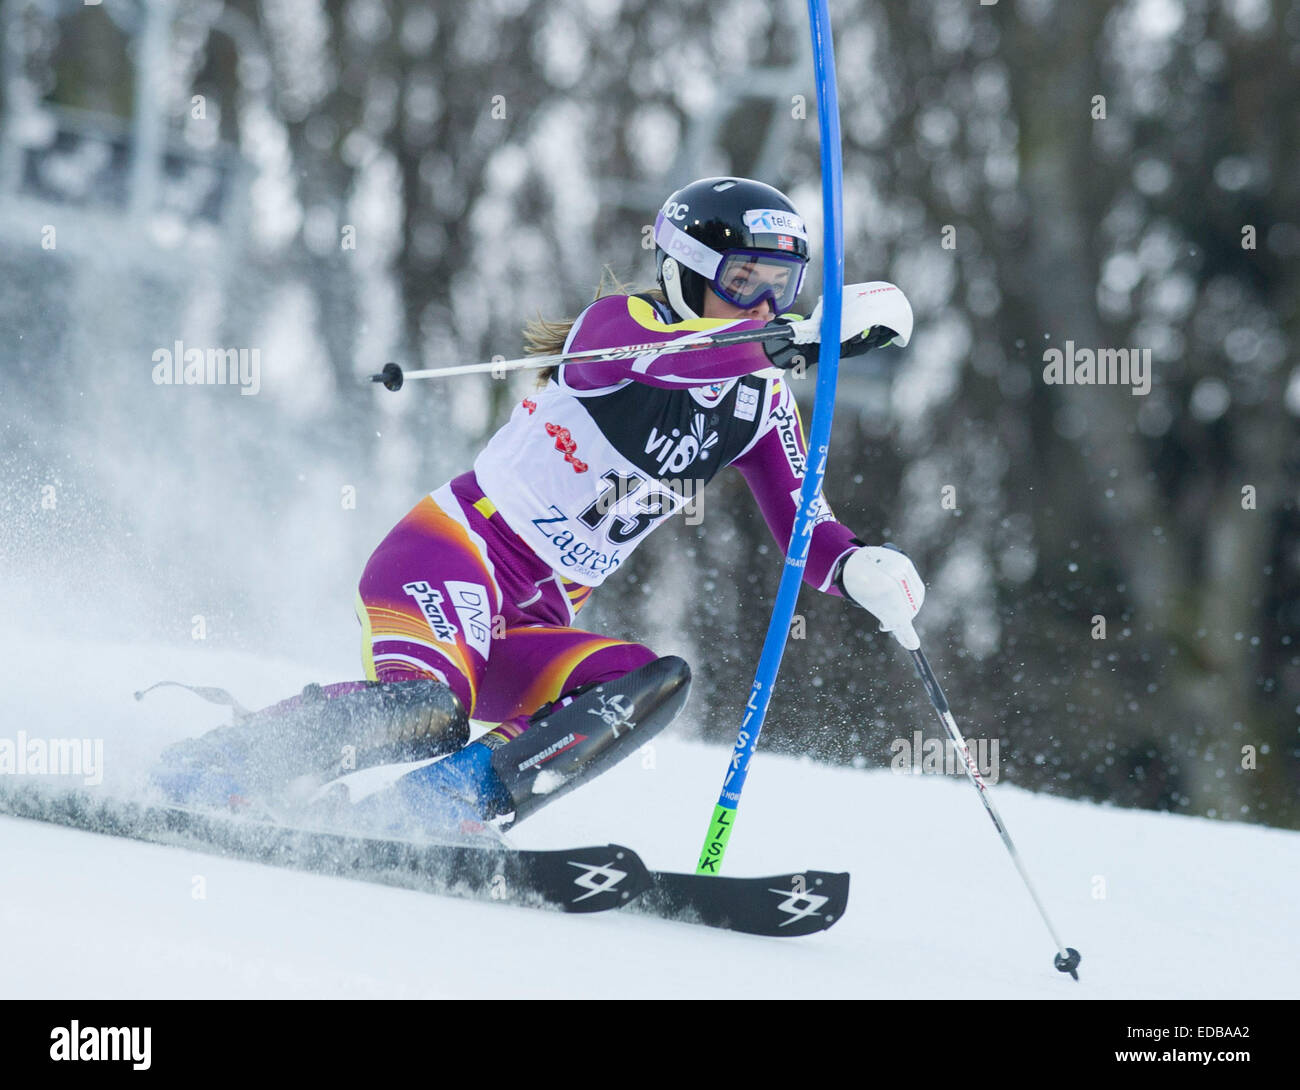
{"left": 644, "top": 412, "right": 719, "bottom": 475}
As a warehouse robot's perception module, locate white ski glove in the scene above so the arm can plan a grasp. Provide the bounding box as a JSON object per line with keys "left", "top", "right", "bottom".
{"left": 782, "top": 281, "right": 913, "bottom": 350}
{"left": 839, "top": 545, "right": 925, "bottom": 650}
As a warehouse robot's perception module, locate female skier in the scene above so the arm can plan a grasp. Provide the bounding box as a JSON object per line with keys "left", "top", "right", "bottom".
{"left": 155, "top": 176, "right": 924, "bottom": 835}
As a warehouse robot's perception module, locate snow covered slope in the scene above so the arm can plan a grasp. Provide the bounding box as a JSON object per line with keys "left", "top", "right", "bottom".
{"left": 1, "top": 641, "right": 1296, "bottom": 999}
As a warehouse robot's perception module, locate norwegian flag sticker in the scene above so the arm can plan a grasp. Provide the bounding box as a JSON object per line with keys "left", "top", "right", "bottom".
{"left": 777, "top": 235, "right": 795, "bottom": 251}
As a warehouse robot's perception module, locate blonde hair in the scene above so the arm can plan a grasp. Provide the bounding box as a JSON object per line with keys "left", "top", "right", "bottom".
{"left": 524, "top": 266, "right": 667, "bottom": 386}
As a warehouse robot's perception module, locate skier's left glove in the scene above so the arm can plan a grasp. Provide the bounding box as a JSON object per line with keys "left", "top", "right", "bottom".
{"left": 836, "top": 544, "right": 925, "bottom": 650}
{"left": 763, "top": 281, "right": 913, "bottom": 369}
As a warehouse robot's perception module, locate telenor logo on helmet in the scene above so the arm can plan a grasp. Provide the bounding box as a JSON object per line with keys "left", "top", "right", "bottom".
{"left": 743, "top": 208, "right": 807, "bottom": 239}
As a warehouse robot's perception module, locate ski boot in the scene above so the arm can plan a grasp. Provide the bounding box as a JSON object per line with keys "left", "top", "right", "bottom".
{"left": 350, "top": 656, "right": 691, "bottom": 838}
{"left": 151, "top": 679, "right": 469, "bottom": 812}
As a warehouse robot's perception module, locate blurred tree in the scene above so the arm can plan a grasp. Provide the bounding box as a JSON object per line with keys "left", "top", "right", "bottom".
{"left": 3, "top": 0, "right": 1295, "bottom": 827}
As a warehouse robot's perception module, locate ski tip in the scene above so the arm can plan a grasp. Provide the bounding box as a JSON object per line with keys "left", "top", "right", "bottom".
{"left": 639, "top": 867, "right": 850, "bottom": 937}
{"left": 546, "top": 842, "right": 651, "bottom": 912}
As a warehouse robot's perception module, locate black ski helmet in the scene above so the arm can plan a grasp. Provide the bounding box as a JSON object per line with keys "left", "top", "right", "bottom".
{"left": 653, "top": 176, "right": 811, "bottom": 320}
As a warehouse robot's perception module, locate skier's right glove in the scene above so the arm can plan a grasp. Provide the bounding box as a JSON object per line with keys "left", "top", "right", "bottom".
{"left": 837, "top": 544, "right": 925, "bottom": 651}
{"left": 763, "top": 281, "right": 913, "bottom": 369}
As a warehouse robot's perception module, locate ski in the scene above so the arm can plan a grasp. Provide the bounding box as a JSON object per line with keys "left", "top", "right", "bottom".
{"left": 0, "top": 784, "right": 647, "bottom": 913}
{"left": 0, "top": 784, "right": 848, "bottom": 935}
{"left": 635, "top": 869, "right": 849, "bottom": 937}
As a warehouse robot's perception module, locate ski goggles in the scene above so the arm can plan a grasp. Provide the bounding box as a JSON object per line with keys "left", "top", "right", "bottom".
{"left": 655, "top": 213, "right": 807, "bottom": 315}
{"left": 709, "top": 250, "right": 806, "bottom": 314}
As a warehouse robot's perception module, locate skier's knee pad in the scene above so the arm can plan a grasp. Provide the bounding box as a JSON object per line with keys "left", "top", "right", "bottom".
{"left": 487, "top": 656, "right": 691, "bottom": 822}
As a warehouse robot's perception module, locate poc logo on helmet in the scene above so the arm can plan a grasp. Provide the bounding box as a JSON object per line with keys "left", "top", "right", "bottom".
{"left": 664, "top": 231, "right": 709, "bottom": 267}
{"left": 661, "top": 200, "right": 690, "bottom": 221}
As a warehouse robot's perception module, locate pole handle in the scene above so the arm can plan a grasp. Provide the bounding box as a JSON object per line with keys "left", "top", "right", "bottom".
{"left": 370, "top": 362, "right": 404, "bottom": 391}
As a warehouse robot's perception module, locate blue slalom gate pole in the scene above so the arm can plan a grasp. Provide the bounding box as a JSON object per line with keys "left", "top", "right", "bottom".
{"left": 696, "top": 0, "right": 844, "bottom": 874}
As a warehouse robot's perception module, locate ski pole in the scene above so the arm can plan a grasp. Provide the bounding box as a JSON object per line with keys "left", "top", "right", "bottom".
{"left": 695, "top": 0, "right": 846, "bottom": 877}
{"left": 367, "top": 322, "right": 800, "bottom": 390}
{"left": 905, "top": 642, "right": 1083, "bottom": 981}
